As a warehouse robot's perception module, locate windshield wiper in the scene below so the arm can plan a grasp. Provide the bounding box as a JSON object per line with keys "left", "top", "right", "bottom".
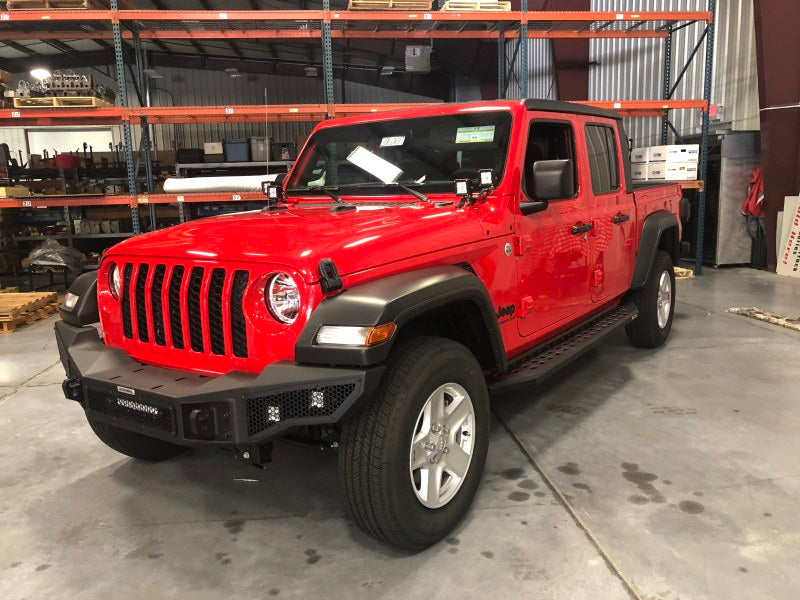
{"left": 316, "top": 181, "right": 431, "bottom": 204}
{"left": 307, "top": 186, "right": 343, "bottom": 203}
{"left": 385, "top": 182, "right": 431, "bottom": 204}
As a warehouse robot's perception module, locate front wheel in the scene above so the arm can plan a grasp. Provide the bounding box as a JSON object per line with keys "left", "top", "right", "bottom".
{"left": 626, "top": 250, "right": 676, "bottom": 348}
{"left": 339, "top": 337, "right": 489, "bottom": 551}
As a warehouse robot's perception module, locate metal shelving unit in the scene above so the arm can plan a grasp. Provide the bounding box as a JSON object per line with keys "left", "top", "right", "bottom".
{"left": 0, "top": 5, "right": 715, "bottom": 271}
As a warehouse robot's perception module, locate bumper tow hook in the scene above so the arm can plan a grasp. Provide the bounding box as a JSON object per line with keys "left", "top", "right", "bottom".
{"left": 62, "top": 378, "right": 82, "bottom": 402}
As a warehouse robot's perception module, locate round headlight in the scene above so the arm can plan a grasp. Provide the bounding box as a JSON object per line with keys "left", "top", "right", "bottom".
{"left": 266, "top": 272, "right": 300, "bottom": 324}
{"left": 108, "top": 263, "right": 121, "bottom": 300}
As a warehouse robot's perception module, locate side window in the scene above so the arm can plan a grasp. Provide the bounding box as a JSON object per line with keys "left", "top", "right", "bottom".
{"left": 523, "top": 121, "right": 577, "bottom": 200}
{"left": 585, "top": 124, "right": 620, "bottom": 195}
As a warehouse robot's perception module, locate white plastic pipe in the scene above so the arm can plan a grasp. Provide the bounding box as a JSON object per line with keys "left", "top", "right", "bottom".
{"left": 162, "top": 173, "right": 279, "bottom": 194}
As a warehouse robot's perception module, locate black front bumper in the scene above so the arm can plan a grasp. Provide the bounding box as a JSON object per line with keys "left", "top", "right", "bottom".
{"left": 55, "top": 320, "right": 384, "bottom": 448}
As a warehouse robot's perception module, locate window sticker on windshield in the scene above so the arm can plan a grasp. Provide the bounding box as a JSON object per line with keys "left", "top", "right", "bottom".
{"left": 347, "top": 146, "right": 403, "bottom": 183}
{"left": 379, "top": 135, "right": 405, "bottom": 147}
{"left": 455, "top": 125, "right": 495, "bottom": 144}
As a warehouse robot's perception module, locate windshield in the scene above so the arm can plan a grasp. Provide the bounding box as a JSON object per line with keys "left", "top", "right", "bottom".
{"left": 288, "top": 110, "right": 513, "bottom": 195}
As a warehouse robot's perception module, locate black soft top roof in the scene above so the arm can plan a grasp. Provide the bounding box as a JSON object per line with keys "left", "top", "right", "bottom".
{"left": 523, "top": 99, "right": 621, "bottom": 120}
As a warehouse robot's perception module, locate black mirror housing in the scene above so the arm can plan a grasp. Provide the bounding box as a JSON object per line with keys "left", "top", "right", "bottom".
{"left": 532, "top": 159, "right": 575, "bottom": 201}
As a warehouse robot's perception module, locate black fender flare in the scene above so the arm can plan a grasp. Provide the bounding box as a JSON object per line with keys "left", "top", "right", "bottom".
{"left": 59, "top": 270, "right": 99, "bottom": 326}
{"left": 295, "top": 265, "right": 506, "bottom": 372}
{"left": 630, "top": 210, "right": 680, "bottom": 289}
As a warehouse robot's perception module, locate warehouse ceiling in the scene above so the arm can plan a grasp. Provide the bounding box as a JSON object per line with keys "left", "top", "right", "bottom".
{"left": 0, "top": 0, "right": 502, "bottom": 100}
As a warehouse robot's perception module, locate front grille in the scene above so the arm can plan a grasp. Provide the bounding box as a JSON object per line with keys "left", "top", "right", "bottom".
{"left": 246, "top": 383, "right": 357, "bottom": 437}
{"left": 121, "top": 263, "right": 133, "bottom": 339}
{"left": 135, "top": 264, "right": 150, "bottom": 343}
{"left": 87, "top": 388, "right": 175, "bottom": 434}
{"left": 187, "top": 267, "right": 204, "bottom": 352}
{"left": 151, "top": 264, "right": 167, "bottom": 346}
{"left": 168, "top": 265, "right": 185, "bottom": 350}
{"left": 208, "top": 268, "right": 226, "bottom": 356}
{"left": 120, "top": 261, "right": 249, "bottom": 360}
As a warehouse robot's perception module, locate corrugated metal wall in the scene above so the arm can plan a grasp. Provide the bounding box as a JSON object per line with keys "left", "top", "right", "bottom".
{"left": 0, "top": 66, "right": 436, "bottom": 157}
{"left": 503, "top": 38, "right": 556, "bottom": 100}
{"left": 503, "top": 0, "right": 759, "bottom": 148}
{"left": 590, "top": 0, "right": 759, "bottom": 147}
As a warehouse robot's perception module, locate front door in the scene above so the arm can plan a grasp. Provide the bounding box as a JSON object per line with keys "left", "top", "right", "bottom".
{"left": 583, "top": 122, "right": 636, "bottom": 302}
{"left": 516, "top": 117, "right": 591, "bottom": 338}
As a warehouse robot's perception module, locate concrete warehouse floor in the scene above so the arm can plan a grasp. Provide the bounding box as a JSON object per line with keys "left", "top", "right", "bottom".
{"left": 1, "top": 267, "right": 799, "bottom": 600}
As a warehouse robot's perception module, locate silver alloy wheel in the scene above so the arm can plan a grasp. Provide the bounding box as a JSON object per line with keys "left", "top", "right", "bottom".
{"left": 409, "top": 383, "right": 476, "bottom": 509}
{"left": 657, "top": 270, "right": 672, "bottom": 329}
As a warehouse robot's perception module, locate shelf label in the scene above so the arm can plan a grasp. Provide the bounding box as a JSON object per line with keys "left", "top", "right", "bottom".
{"left": 616, "top": 13, "right": 624, "bottom": 19}
{"left": 218, "top": 12, "right": 228, "bottom": 19}
{"left": 423, "top": 13, "right": 432, "bottom": 20}
{"left": 289, "top": 107, "right": 299, "bottom": 113}
{"left": 613, "top": 102, "right": 622, "bottom": 109}
{"left": 138, "top": 196, "right": 149, "bottom": 204}
{"left": 11, "top": 111, "right": 20, "bottom": 118}
{"left": 224, "top": 107, "right": 234, "bottom": 115}
{"left": 232, "top": 194, "right": 242, "bottom": 201}
{"left": 177, "top": 195, "right": 185, "bottom": 203}
{"left": 22, "top": 200, "right": 32, "bottom": 207}
{"left": 1, "top": 14, "right": 9, "bottom": 21}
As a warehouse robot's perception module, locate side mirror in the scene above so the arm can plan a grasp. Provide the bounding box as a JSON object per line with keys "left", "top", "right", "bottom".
{"left": 531, "top": 159, "right": 575, "bottom": 201}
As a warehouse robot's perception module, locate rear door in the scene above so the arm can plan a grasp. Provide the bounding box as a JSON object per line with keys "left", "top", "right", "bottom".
{"left": 583, "top": 122, "right": 636, "bottom": 302}
{"left": 516, "top": 115, "right": 591, "bottom": 337}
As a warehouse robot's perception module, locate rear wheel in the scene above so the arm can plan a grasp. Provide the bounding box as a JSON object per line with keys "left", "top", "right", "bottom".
{"left": 339, "top": 337, "right": 489, "bottom": 551}
{"left": 626, "top": 250, "right": 675, "bottom": 348}
{"left": 88, "top": 417, "right": 189, "bottom": 462}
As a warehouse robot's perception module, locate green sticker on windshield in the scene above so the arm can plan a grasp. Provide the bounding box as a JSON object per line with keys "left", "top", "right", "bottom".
{"left": 455, "top": 125, "right": 495, "bottom": 144}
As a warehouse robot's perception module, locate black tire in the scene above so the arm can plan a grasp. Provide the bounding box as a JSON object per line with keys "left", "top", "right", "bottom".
{"left": 626, "top": 250, "right": 676, "bottom": 348}
{"left": 339, "top": 336, "right": 490, "bottom": 551}
{"left": 88, "top": 417, "right": 189, "bottom": 462}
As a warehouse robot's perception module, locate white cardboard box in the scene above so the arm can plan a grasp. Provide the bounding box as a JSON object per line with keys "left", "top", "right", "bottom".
{"left": 631, "top": 164, "right": 648, "bottom": 180}
{"left": 647, "top": 162, "right": 698, "bottom": 181}
{"left": 203, "top": 142, "right": 223, "bottom": 155}
{"left": 647, "top": 144, "right": 699, "bottom": 163}
{"left": 630, "top": 148, "right": 648, "bottom": 164}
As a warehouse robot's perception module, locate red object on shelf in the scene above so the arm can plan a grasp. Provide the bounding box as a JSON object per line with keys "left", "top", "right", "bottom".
{"left": 54, "top": 154, "right": 82, "bottom": 169}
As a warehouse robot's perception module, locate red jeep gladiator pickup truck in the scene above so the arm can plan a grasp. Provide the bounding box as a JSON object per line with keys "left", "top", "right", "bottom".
{"left": 56, "top": 99, "right": 682, "bottom": 550}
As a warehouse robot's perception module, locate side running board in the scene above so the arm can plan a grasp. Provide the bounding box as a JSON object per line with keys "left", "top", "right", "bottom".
{"left": 488, "top": 303, "right": 638, "bottom": 394}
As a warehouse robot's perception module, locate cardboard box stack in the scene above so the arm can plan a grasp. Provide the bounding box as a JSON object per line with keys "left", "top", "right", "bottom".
{"left": 630, "top": 144, "right": 699, "bottom": 182}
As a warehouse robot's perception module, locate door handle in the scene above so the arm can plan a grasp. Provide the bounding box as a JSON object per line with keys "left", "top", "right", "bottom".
{"left": 613, "top": 213, "right": 630, "bottom": 224}
{"left": 571, "top": 222, "right": 593, "bottom": 235}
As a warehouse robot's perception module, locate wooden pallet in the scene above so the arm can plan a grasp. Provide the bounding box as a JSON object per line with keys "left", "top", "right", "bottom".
{"left": 348, "top": 0, "right": 432, "bottom": 9}
{"left": 0, "top": 287, "right": 20, "bottom": 293}
{"left": 6, "top": 0, "right": 88, "bottom": 10}
{"left": 674, "top": 266, "right": 694, "bottom": 279}
{"left": 0, "top": 292, "right": 60, "bottom": 333}
{"left": 12, "top": 96, "right": 112, "bottom": 109}
{"left": 441, "top": 0, "right": 511, "bottom": 11}
{"left": 0, "top": 185, "right": 30, "bottom": 198}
